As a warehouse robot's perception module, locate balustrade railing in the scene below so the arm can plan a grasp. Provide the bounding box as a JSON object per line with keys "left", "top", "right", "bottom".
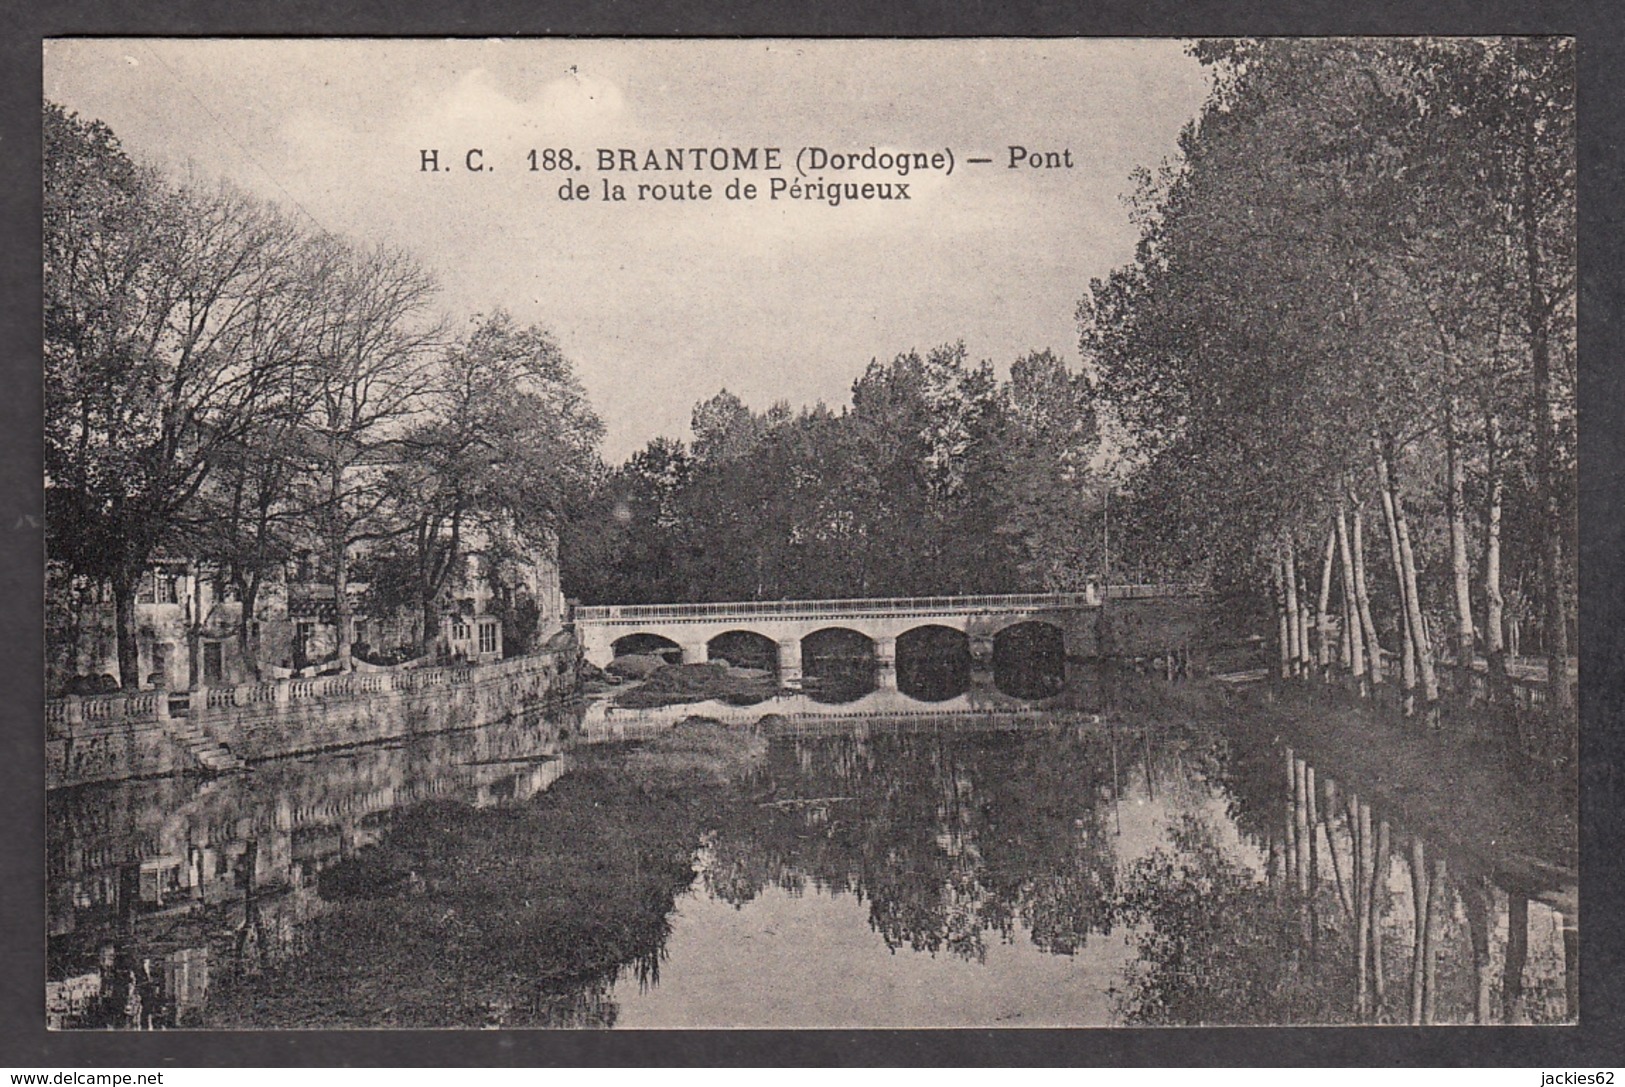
{"left": 46, "top": 648, "right": 565, "bottom": 732}
{"left": 243, "top": 682, "right": 278, "bottom": 705}
{"left": 81, "top": 696, "right": 117, "bottom": 722}
{"left": 574, "top": 584, "right": 1202, "bottom": 623}
{"left": 577, "top": 591, "right": 1086, "bottom": 622}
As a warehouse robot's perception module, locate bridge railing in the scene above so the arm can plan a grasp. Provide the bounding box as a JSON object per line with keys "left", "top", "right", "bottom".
{"left": 575, "top": 592, "right": 1097, "bottom": 622}
{"left": 573, "top": 585, "right": 1201, "bottom": 623}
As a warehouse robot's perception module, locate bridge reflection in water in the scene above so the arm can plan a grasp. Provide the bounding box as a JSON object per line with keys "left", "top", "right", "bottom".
{"left": 47, "top": 689, "right": 1575, "bottom": 1029}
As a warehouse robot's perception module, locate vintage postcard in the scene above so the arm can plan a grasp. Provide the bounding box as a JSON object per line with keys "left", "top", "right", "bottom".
{"left": 41, "top": 38, "right": 1576, "bottom": 1030}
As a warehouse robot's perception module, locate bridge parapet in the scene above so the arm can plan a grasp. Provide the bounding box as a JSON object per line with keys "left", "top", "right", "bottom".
{"left": 575, "top": 590, "right": 1103, "bottom": 623}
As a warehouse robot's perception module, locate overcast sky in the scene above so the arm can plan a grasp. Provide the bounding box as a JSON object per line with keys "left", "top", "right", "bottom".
{"left": 44, "top": 39, "right": 1211, "bottom": 462}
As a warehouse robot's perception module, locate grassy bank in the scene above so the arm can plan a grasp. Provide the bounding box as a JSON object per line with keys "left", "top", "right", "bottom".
{"left": 612, "top": 661, "right": 777, "bottom": 709}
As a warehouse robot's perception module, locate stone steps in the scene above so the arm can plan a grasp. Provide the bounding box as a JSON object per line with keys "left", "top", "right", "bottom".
{"left": 164, "top": 721, "right": 246, "bottom": 773}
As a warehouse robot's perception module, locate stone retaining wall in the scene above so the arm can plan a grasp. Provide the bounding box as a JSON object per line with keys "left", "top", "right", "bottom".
{"left": 1095, "top": 596, "right": 1207, "bottom": 657}
{"left": 46, "top": 649, "right": 578, "bottom": 790}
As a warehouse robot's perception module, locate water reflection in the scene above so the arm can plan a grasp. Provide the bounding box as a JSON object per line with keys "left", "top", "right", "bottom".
{"left": 47, "top": 687, "right": 1575, "bottom": 1028}
{"left": 896, "top": 627, "right": 971, "bottom": 701}
{"left": 892, "top": 633, "right": 1067, "bottom": 703}
{"left": 800, "top": 628, "right": 880, "bottom": 704}
{"left": 643, "top": 718, "right": 1572, "bottom": 1027}
{"left": 47, "top": 709, "right": 578, "bottom": 1028}
{"left": 711, "top": 728, "right": 1122, "bottom": 962}
{"left": 1207, "top": 744, "right": 1579, "bottom": 1025}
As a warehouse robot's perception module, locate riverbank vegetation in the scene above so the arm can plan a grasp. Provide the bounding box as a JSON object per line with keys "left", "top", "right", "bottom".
{"left": 1238, "top": 682, "right": 1575, "bottom": 876}
{"left": 1107, "top": 647, "right": 1576, "bottom": 871}
{"left": 1079, "top": 40, "right": 1575, "bottom": 738}
{"left": 1073, "top": 665, "right": 1573, "bottom": 876}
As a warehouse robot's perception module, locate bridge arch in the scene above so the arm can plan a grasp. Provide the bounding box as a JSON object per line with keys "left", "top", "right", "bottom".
{"left": 801, "top": 626, "right": 875, "bottom": 659}
{"left": 990, "top": 619, "right": 1065, "bottom": 656}
{"left": 610, "top": 632, "right": 682, "bottom": 662}
{"left": 896, "top": 623, "right": 971, "bottom": 652}
{"left": 707, "top": 629, "right": 779, "bottom": 672}
{"left": 895, "top": 624, "right": 971, "bottom": 702}
{"left": 991, "top": 620, "right": 1067, "bottom": 699}
{"left": 801, "top": 627, "right": 879, "bottom": 704}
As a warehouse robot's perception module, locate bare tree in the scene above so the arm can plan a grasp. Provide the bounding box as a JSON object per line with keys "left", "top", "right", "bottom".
{"left": 46, "top": 100, "right": 310, "bottom": 687}
{"left": 301, "top": 238, "right": 442, "bottom": 672}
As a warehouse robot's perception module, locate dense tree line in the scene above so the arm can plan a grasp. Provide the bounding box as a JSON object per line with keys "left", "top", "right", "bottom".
{"left": 560, "top": 344, "right": 1103, "bottom": 605}
{"left": 1078, "top": 40, "right": 1575, "bottom": 724}
{"left": 45, "top": 102, "right": 602, "bottom": 687}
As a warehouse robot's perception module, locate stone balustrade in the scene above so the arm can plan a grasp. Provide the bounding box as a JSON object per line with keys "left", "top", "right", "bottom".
{"left": 46, "top": 649, "right": 577, "bottom": 789}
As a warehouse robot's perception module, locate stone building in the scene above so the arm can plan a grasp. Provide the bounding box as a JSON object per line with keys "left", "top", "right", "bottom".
{"left": 46, "top": 537, "right": 566, "bottom": 696}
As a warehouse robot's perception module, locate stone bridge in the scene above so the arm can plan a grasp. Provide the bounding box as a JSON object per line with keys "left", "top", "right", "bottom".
{"left": 573, "top": 586, "right": 1199, "bottom": 687}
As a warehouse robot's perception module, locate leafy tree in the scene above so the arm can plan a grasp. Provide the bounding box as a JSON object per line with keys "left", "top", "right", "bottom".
{"left": 370, "top": 312, "right": 603, "bottom": 654}
{"left": 1078, "top": 40, "right": 1573, "bottom": 729}
{"left": 192, "top": 422, "right": 322, "bottom": 679}
{"left": 845, "top": 344, "right": 1014, "bottom": 594}
{"left": 689, "top": 389, "right": 766, "bottom": 466}
{"left": 566, "top": 338, "right": 1110, "bottom": 605}
{"left": 993, "top": 349, "right": 1102, "bottom": 590}
{"left": 45, "top": 104, "right": 608, "bottom": 683}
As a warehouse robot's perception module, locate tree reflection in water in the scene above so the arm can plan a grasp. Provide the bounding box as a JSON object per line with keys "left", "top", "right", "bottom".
{"left": 1108, "top": 726, "right": 1578, "bottom": 1026}
{"left": 202, "top": 739, "right": 747, "bottom": 1029}
{"left": 1113, "top": 813, "right": 1349, "bottom": 1024}
{"left": 705, "top": 728, "right": 1122, "bottom": 963}
{"left": 690, "top": 720, "right": 1572, "bottom": 1027}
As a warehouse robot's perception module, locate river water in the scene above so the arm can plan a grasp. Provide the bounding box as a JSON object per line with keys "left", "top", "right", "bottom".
{"left": 46, "top": 664, "right": 1576, "bottom": 1029}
